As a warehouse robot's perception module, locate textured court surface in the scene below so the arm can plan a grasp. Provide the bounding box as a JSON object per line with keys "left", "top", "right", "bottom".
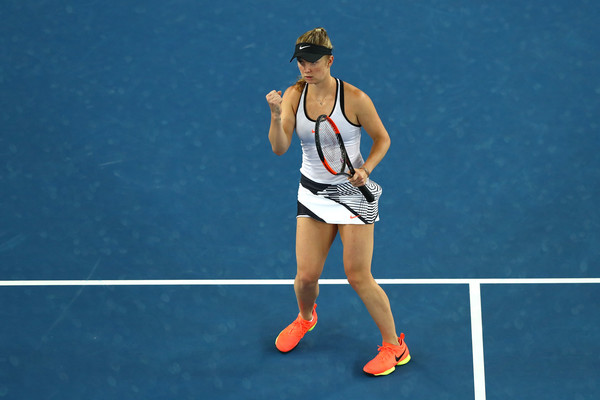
{"left": 1, "top": 1, "right": 599, "bottom": 399}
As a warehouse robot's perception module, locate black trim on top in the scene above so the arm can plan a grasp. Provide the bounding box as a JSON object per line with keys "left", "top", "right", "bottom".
{"left": 339, "top": 80, "right": 361, "bottom": 128}
{"left": 303, "top": 78, "right": 339, "bottom": 122}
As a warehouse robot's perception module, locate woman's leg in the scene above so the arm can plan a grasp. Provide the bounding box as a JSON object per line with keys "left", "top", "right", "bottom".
{"left": 338, "top": 224, "right": 399, "bottom": 345}
{"left": 294, "top": 217, "right": 338, "bottom": 320}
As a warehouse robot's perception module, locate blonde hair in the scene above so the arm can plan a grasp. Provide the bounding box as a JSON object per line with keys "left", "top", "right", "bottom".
{"left": 293, "top": 27, "right": 333, "bottom": 92}
{"left": 296, "top": 27, "right": 333, "bottom": 48}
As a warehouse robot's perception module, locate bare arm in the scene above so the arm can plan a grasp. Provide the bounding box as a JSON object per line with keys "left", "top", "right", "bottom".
{"left": 266, "top": 87, "right": 297, "bottom": 155}
{"left": 346, "top": 88, "right": 391, "bottom": 187}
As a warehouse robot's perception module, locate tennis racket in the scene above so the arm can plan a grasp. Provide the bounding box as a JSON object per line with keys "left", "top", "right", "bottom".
{"left": 314, "top": 114, "right": 375, "bottom": 202}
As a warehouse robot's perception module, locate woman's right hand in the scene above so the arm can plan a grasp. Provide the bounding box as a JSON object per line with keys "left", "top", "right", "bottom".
{"left": 266, "top": 90, "right": 283, "bottom": 117}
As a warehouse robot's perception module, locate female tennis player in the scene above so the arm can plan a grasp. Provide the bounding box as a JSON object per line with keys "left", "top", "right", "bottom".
{"left": 265, "top": 27, "right": 410, "bottom": 376}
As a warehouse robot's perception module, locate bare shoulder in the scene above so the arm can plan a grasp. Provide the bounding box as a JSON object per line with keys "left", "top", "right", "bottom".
{"left": 282, "top": 84, "right": 303, "bottom": 114}
{"left": 344, "top": 80, "right": 372, "bottom": 99}
{"left": 342, "top": 81, "right": 376, "bottom": 124}
{"left": 283, "top": 83, "right": 301, "bottom": 97}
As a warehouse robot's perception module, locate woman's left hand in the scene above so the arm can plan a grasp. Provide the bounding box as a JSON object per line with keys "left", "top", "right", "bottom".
{"left": 349, "top": 168, "right": 369, "bottom": 187}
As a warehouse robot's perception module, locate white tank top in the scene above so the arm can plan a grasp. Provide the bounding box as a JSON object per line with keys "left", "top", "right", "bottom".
{"left": 296, "top": 78, "right": 364, "bottom": 184}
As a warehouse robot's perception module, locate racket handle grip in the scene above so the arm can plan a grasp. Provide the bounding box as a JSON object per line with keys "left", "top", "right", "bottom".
{"left": 358, "top": 185, "right": 375, "bottom": 203}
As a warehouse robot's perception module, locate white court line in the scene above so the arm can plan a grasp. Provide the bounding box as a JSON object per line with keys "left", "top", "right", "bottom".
{"left": 0, "top": 279, "right": 296, "bottom": 287}
{"left": 470, "top": 283, "right": 487, "bottom": 400}
{"left": 0, "top": 277, "right": 599, "bottom": 286}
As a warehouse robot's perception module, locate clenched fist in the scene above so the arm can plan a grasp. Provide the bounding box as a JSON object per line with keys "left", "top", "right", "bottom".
{"left": 266, "top": 90, "right": 283, "bottom": 117}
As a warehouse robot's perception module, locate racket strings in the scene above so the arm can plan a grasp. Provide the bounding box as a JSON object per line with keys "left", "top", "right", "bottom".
{"left": 319, "top": 123, "right": 345, "bottom": 172}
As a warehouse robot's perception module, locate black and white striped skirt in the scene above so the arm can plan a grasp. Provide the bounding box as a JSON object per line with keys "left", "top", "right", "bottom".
{"left": 297, "top": 174, "right": 382, "bottom": 225}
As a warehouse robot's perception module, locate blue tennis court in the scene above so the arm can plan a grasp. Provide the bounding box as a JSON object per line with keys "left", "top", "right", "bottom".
{"left": 1, "top": 1, "right": 599, "bottom": 399}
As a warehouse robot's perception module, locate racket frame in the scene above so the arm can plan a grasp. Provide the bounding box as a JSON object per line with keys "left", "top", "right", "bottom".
{"left": 314, "top": 114, "right": 375, "bottom": 203}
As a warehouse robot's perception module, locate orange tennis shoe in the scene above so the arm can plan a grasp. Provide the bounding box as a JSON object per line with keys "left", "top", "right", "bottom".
{"left": 275, "top": 304, "right": 318, "bottom": 352}
{"left": 363, "top": 333, "right": 411, "bottom": 376}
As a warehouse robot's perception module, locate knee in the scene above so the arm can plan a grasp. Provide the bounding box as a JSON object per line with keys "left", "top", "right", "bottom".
{"left": 345, "top": 268, "right": 374, "bottom": 291}
{"left": 295, "top": 269, "right": 320, "bottom": 287}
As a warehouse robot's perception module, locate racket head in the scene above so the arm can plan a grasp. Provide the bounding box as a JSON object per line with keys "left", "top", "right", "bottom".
{"left": 314, "top": 114, "right": 351, "bottom": 176}
{"left": 314, "top": 115, "right": 375, "bottom": 203}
